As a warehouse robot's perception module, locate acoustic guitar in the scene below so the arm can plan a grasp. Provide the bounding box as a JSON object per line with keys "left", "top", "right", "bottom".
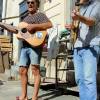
{"left": 0, "top": 22, "right": 47, "bottom": 47}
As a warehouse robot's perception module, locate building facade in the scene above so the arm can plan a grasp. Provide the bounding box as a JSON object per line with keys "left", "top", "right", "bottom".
{"left": 1, "top": 0, "right": 75, "bottom": 80}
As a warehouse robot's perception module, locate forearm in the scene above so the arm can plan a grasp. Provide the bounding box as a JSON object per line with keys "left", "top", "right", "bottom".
{"left": 32, "top": 21, "right": 52, "bottom": 31}
{"left": 2, "top": 26, "right": 18, "bottom": 33}
{"left": 77, "top": 14, "right": 95, "bottom": 26}
{"left": 0, "top": 23, "right": 18, "bottom": 33}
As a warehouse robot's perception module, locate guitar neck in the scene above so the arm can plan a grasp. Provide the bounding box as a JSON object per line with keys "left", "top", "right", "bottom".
{"left": 0, "top": 22, "right": 18, "bottom": 34}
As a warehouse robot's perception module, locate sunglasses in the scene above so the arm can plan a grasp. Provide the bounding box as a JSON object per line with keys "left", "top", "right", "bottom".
{"left": 27, "top": 1, "right": 35, "bottom": 4}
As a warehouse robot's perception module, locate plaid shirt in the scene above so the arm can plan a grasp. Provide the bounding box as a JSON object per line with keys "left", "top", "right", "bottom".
{"left": 22, "top": 12, "right": 50, "bottom": 47}
{"left": 23, "top": 12, "right": 49, "bottom": 24}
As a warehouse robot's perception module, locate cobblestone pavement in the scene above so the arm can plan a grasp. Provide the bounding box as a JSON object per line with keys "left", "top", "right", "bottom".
{"left": 0, "top": 74, "right": 79, "bottom": 100}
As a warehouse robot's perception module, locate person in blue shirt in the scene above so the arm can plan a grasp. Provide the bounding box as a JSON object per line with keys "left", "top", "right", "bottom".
{"left": 65, "top": 0, "right": 100, "bottom": 100}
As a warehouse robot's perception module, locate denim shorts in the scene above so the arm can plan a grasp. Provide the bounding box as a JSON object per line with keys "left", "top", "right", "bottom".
{"left": 19, "top": 47, "right": 42, "bottom": 67}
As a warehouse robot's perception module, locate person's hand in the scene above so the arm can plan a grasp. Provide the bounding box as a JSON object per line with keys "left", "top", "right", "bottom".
{"left": 26, "top": 24, "right": 35, "bottom": 33}
{"left": 71, "top": 10, "right": 79, "bottom": 20}
{"left": 65, "top": 24, "right": 74, "bottom": 30}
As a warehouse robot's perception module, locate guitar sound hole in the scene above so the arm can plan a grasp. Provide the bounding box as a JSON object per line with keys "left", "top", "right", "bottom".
{"left": 21, "top": 28, "right": 27, "bottom": 33}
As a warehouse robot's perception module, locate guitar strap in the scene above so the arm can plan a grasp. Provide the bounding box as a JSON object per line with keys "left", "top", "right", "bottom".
{"left": 76, "top": 5, "right": 89, "bottom": 38}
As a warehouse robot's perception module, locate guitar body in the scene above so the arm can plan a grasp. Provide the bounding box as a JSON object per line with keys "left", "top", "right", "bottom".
{"left": 16, "top": 22, "right": 47, "bottom": 47}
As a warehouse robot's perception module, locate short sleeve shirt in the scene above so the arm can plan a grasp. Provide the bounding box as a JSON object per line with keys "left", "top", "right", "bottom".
{"left": 74, "top": 1, "right": 100, "bottom": 48}
{"left": 22, "top": 12, "right": 50, "bottom": 47}
{"left": 23, "top": 12, "right": 50, "bottom": 24}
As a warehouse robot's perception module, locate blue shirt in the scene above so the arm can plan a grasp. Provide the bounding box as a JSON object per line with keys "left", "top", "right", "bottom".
{"left": 74, "top": 1, "right": 100, "bottom": 48}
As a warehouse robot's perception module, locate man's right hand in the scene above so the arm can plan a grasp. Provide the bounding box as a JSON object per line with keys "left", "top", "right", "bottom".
{"left": 65, "top": 24, "right": 74, "bottom": 30}
{"left": 72, "top": 10, "right": 80, "bottom": 21}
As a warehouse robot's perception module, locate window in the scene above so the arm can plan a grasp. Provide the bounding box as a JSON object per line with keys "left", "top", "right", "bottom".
{"left": 0, "top": 0, "right": 3, "bottom": 20}
{"left": 19, "top": 1, "right": 27, "bottom": 15}
{"left": 19, "top": 0, "right": 28, "bottom": 21}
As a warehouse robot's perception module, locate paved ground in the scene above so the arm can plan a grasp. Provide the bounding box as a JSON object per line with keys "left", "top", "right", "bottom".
{"left": 0, "top": 73, "right": 79, "bottom": 100}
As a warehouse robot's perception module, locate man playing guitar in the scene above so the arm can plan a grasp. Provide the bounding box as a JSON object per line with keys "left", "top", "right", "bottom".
{"left": 65, "top": 0, "right": 100, "bottom": 100}
{"left": 17, "top": 0, "right": 52, "bottom": 100}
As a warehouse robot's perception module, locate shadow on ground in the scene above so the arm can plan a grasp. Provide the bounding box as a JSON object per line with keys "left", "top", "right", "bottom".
{"left": 38, "top": 89, "right": 79, "bottom": 100}
{"left": 28, "top": 82, "right": 79, "bottom": 100}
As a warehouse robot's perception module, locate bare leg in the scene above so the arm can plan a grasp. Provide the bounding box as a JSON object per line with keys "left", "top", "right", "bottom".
{"left": 31, "top": 65, "right": 41, "bottom": 100}
{"left": 19, "top": 67, "right": 28, "bottom": 100}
